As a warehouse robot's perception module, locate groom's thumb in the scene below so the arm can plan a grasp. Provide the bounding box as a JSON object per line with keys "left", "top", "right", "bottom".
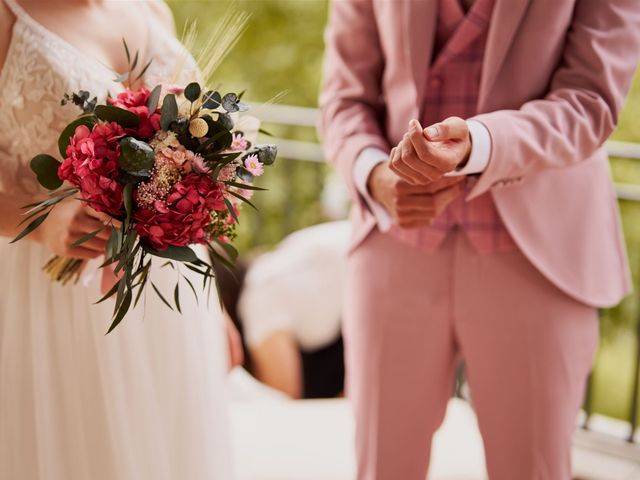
{"left": 424, "top": 116, "right": 467, "bottom": 141}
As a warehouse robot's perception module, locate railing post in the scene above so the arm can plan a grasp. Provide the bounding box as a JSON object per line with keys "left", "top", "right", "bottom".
{"left": 628, "top": 293, "right": 640, "bottom": 443}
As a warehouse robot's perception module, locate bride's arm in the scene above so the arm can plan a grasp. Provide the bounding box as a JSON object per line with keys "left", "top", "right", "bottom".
{"left": 146, "top": 1, "right": 177, "bottom": 35}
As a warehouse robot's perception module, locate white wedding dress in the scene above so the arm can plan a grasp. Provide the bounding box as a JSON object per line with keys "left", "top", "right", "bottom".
{"left": 0, "top": 1, "right": 234, "bottom": 478}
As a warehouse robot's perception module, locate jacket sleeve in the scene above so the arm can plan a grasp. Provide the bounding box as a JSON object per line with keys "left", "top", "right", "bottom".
{"left": 318, "top": 0, "right": 391, "bottom": 204}
{"left": 468, "top": 0, "right": 640, "bottom": 199}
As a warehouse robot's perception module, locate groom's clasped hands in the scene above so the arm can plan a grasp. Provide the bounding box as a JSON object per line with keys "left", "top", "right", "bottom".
{"left": 367, "top": 116, "right": 472, "bottom": 228}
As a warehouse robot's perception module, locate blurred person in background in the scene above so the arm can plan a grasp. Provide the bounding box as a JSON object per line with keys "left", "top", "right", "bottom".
{"left": 217, "top": 221, "right": 350, "bottom": 399}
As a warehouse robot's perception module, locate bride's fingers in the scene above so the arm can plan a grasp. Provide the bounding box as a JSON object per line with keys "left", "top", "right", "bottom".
{"left": 85, "top": 209, "right": 122, "bottom": 229}
{"left": 66, "top": 246, "right": 104, "bottom": 260}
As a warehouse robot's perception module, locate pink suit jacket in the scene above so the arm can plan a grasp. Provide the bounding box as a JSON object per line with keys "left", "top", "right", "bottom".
{"left": 319, "top": 0, "right": 640, "bottom": 308}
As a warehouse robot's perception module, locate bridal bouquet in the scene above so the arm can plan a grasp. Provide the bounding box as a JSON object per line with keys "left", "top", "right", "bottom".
{"left": 12, "top": 77, "right": 276, "bottom": 332}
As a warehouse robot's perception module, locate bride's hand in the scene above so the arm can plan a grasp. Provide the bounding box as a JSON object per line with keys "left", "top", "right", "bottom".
{"left": 34, "top": 199, "right": 114, "bottom": 260}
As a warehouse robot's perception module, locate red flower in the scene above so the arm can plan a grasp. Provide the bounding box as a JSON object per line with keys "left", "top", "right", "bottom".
{"left": 134, "top": 174, "right": 227, "bottom": 250}
{"left": 108, "top": 87, "right": 161, "bottom": 139}
{"left": 58, "top": 122, "right": 126, "bottom": 217}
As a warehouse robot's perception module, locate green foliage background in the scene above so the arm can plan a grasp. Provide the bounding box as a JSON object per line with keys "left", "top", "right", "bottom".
{"left": 168, "top": 0, "right": 640, "bottom": 423}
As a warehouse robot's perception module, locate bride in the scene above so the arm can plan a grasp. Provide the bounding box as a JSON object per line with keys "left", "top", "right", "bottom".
{"left": 0, "top": 0, "right": 242, "bottom": 478}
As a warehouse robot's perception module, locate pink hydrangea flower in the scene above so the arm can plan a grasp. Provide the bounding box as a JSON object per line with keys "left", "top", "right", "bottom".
{"left": 134, "top": 174, "right": 227, "bottom": 250}
{"left": 58, "top": 122, "right": 126, "bottom": 216}
{"left": 108, "top": 87, "right": 160, "bottom": 139}
{"left": 244, "top": 154, "right": 264, "bottom": 177}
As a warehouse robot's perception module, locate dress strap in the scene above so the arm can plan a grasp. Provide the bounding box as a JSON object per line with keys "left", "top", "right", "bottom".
{"left": 3, "top": 0, "right": 26, "bottom": 19}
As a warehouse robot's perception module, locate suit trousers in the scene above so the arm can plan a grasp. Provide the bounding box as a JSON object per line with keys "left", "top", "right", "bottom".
{"left": 343, "top": 228, "right": 598, "bottom": 480}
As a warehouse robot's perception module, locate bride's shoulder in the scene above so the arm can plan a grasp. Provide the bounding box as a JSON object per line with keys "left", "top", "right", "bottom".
{"left": 0, "top": 2, "right": 15, "bottom": 71}
{"left": 144, "top": 1, "right": 176, "bottom": 35}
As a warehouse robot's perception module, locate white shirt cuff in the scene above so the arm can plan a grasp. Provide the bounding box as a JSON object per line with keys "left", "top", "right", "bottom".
{"left": 353, "top": 147, "right": 393, "bottom": 232}
{"left": 445, "top": 120, "right": 491, "bottom": 176}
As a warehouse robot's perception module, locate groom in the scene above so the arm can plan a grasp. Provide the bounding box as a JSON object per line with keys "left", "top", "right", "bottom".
{"left": 319, "top": 0, "right": 640, "bottom": 479}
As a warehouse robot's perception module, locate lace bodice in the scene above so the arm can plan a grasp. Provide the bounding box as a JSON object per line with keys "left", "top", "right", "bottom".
{"left": 0, "top": 0, "right": 200, "bottom": 196}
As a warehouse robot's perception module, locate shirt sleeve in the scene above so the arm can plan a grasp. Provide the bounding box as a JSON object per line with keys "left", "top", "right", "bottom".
{"left": 445, "top": 120, "right": 491, "bottom": 176}
{"left": 352, "top": 147, "right": 393, "bottom": 232}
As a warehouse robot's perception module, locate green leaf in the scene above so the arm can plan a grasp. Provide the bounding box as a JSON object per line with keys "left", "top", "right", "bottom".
{"left": 196, "top": 121, "right": 233, "bottom": 154}
{"left": 146, "top": 84, "right": 162, "bottom": 113}
{"left": 130, "top": 50, "right": 139, "bottom": 72}
{"left": 214, "top": 238, "right": 239, "bottom": 263}
{"left": 135, "top": 59, "right": 153, "bottom": 82}
{"left": 221, "top": 93, "right": 240, "bottom": 113}
{"left": 254, "top": 144, "right": 278, "bottom": 166}
{"left": 184, "top": 82, "right": 201, "bottom": 103}
{"left": 151, "top": 281, "right": 174, "bottom": 310}
{"left": 174, "top": 282, "right": 182, "bottom": 314}
{"left": 202, "top": 90, "right": 221, "bottom": 109}
{"left": 58, "top": 115, "right": 97, "bottom": 157}
{"left": 209, "top": 245, "right": 236, "bottom": 273}
{"left": 145, "top": 245, "right": 199, "bottom": 263}
{"left": 123, "top": 183, "right": 134, "bottom": 225}
{"left": 258, "top": 127, "right": 274, "bottom": 137}
{"left": 181, "top": 274, "right": 199, "bottom": 305}
{"left": 94, "top": 105, "right": 140, "bottom": 128}
{"left": 70, "top": 226, "right": 105, "bottom": 248}
{"left": 106, "top": 289, "right": 132, "bottom": 334}
{"left": 105, "top": 226, "right": 123, "bottom": 261}
{"left": 160, "top": 94, "right": 178, "bottom": 130}
{"left": 228, "top": 190, "right": 257, "bottom": 210}
{"left": 224, "top": 197, "right": 239, "bottom": 224}
{"left": 114, "top": 71, "right": 130, "bottom": 84}
{"left": 224, "top": 181, "right": 266, "bottom": 191}
{"left": 118, "top": 137, "right": 154, "bottom": 176}
{"left": 122, "top": 38, "right": 131, "bottom": 64}
{"left": 30, "top": 154, "right": 62, "bottom": 190}
{"left": 10, "top": 212, "right": 49, "bottom": 243}
{"left": 95, "top": 278, "right": 121, "bottom": 304}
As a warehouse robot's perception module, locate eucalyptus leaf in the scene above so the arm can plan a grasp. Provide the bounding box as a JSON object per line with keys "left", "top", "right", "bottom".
{"left": 145, "top": 245, "right": 199, "bottom": 263}
{"left": 123, "top": 183, "right": 134, "bottom": 229}
{"left": 160, "top": 94, "right": 178, "bottom": 130}
{"left": 151, "top": 282, "right": 174, "bottom": 310}
{"left": 228, "top": 189, "right": 257, "bottom": 210}
{"left": 106, "top": 289, "right": 132, "bottom": 334}
{"left": 10, "top": 212, "right": 49, "bottom": 243}
{"left": 202, "top": 91, "right": 221, "bottom": 110}
{"left": 174, "top": 282, "right": 182, "bottom": 314}
{"left": 223, "top": 197, "right": 239, "bottom": 224}
{"left": 181, "top": 274, "right": 199, "bottom": 305}
{"left": 94, "top": 105, "right": 140, "bottom": 128}
{"left": 135, "top": 59, "right": 153, "bottom": 82}
{"left": 70, "top": 226, "right": 105, "bottom": 248}
{"left": 224, "top": 181, "right": 266, "bottom": 191}
{"left": 184, "top": 82, "right": 201, "bottom": 103}
{"left": 217, "top": 112, "right": 234, "bottom": 131}
{"left": 30, "top": 154, "right": 62, "bottom": 190}
{"left": 254, "top": 144, "right": 278, "bottom": 166}
{"left": 122, "top": 38, "right": 131, "bottom": 64}
{"left": 221, "top": 93, "right": 240, "bottom": 113}
{"left": 119, "top": 137, "right": 154, "bottom": 176}
{"left": 146, "top": 84, "right": 162, "bottom": 113}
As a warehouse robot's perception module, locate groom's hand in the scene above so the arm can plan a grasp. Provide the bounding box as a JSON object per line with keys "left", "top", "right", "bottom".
{"left": 390, "top": 117, "right": 472, "bottom": 184}
{"left": 367, "top": 161, "right": 465, "bottom": 228}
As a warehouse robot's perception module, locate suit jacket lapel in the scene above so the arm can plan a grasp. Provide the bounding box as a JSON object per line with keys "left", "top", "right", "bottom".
{"left": 479, "top": 0, "right": 532, "bottom": 109}
{"left": 405, "top": 0, "right": 438, "bottom": 117}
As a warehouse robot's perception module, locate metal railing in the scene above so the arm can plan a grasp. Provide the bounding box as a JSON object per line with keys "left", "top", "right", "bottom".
{"left": 249, "top": 102, "right": 640, "bottom": 449}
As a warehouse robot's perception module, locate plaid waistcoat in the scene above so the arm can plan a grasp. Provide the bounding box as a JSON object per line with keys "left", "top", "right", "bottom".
{"left": 389, "top": 0, "right": 517, "bottom": 254}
